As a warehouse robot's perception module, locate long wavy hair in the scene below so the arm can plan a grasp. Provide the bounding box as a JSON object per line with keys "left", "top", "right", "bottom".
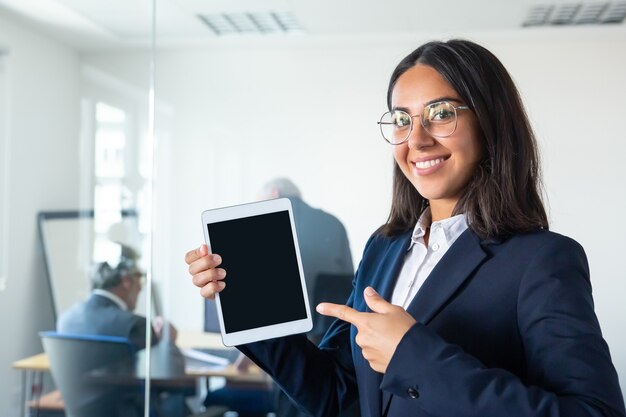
{"left": 379, "top": 39, "right": 548, "bottom": 239}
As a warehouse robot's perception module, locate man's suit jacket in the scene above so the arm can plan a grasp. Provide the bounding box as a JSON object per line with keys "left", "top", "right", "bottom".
{"left": 58, "top": 293, "right": 152, "bottom": 349}
{"left": 240, "top": 228, "right": 626, "bottom": 417}
{"left": 289, "top": 197, "right": 354, "bottom": 306}
{"left": 58, "top": 293, "right": 186, "bottom": 376}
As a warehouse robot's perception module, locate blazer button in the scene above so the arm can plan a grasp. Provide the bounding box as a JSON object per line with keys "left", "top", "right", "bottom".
{"left": 407, "top": 387, "right": 419, "bottom": 399}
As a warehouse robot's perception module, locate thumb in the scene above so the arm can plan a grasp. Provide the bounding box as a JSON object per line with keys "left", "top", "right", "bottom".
{"left": 184, "top": 244, "right": 209, "bottom": 265}
{"left": 364, "top": 287, "right": 393, "bottom": 314}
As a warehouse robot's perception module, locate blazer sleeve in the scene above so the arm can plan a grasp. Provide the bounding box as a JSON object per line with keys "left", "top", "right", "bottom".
{"left": 238, "top": 292, "right": 358, "bottom": 417}
{"left": 380, "top": 235, "right": 625, "bottom": 417}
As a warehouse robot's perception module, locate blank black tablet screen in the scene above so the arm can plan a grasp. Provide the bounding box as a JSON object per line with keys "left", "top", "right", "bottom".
{"left": 207, "top": 210, "right": 307, "bottom": 334}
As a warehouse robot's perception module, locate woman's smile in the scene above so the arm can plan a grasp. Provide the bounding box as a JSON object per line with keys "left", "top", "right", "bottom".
{"left": 412, "top": 155, "right": 450, "bottom": 174}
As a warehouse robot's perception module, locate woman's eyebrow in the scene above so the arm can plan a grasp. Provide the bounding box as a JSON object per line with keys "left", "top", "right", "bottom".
{"left": 391, "top": 96, "right": 464, "bottom": 112}
{"left": 424, "top": 96, "right": 463, "bottom": 106}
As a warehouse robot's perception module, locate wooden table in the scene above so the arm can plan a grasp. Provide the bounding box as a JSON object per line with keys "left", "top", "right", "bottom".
{"left": 12, "top": 331, "right": 267, "bottom": 417}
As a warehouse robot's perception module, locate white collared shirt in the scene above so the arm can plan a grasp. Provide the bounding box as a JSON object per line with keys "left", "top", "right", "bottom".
{"left": 390, "top": 208, "right": 468, "bottom": 309}
{"left": 93, "top": 288, "right": 128, "bottom": 311}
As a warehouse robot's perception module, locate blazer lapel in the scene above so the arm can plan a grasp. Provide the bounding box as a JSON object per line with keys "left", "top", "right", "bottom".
{"left": 371, "top": 231, "right": 413, "bottom": 303}
{"left": 406, "top": 229, "right": 488, "bottom": 324}
{"left": 381, "top": 229, "right": 489, "bottom": 415}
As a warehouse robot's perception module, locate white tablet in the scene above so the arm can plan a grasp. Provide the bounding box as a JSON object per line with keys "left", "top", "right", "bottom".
{"left": 201, "top": 198, "right": 312, "bottom": 346}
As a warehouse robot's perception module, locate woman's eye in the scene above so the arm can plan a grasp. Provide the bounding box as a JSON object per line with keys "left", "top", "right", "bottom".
{"left": 427, "top": 104, "right": 455, "bottom": 122}
{"left": 430, "top": 109, "right": 453, "bottom": 121}
{"left": 394, "top": 113, "right": 411, "bottom": 127}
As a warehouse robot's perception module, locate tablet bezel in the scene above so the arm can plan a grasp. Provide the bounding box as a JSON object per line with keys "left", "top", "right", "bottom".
{"left": 201, "top": 198, "right": 312, "bottom": 346}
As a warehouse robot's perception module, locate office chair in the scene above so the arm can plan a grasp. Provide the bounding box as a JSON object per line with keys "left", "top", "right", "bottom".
{"left": 40, "top": 331, "right": 140, "bottom": 417}
{"left": 310, "top": 273, "right": 354, "bottom": 344}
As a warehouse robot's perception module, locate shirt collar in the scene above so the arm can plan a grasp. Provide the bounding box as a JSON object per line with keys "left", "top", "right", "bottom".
{"left": 93, "top": 288, "right": 128, "bottom": 311}
{"left": 408, "top": 207, "right": 468, "bottom": 251}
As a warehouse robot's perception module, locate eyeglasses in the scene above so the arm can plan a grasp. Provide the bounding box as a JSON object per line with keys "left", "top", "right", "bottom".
{"left": 129, "top": 271, "right": 146, "bottom": 285}
{"left": 378, "top": 100, "right": 470, "bottom": 145}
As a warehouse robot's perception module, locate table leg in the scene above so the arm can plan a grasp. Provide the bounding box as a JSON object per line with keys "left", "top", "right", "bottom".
{"left": 32, "top": 371, "right": 44, "bottom": 417}
{"left": 20, "top": 370, "right": 26, "bottom": 417}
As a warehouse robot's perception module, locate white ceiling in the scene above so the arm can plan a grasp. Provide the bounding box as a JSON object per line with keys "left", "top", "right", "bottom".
{"left": 1, "top": 0, "right": 625, "bottom": 50}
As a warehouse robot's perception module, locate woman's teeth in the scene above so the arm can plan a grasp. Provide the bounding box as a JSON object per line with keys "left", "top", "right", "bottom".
{"left": 415, "top": 158, "right": 444, "bottom": 169}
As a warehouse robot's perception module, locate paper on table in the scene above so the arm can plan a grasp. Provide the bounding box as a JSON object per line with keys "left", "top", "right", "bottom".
{"left": 181, "top": 348, "right": 230, "bottom": 366}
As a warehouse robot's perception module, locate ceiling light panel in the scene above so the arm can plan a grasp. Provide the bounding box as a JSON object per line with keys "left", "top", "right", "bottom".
{"left": 523, "top": 5, "right": 555, "bottom": 26}
{"left": 549, "top": 3, "right": 580, "bottom": 24}
{"left": 197, "top": 11, "right": 304, "bottom": 36}
{"left": 601, "top": 1, "right": 626, "bottom": 22}
{"left": 523, "top": 1, "right": 626, "bottom": 25}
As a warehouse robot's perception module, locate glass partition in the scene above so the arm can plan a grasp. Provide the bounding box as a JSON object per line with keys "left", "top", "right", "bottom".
{"left": 0, "top": 2, "right": 161, "bottom": 416}
{"left": 3, "top": 2, "right": 626, "bottom": 417}
{"left": 0, "top": 50, "right": 8, "bottom": 293}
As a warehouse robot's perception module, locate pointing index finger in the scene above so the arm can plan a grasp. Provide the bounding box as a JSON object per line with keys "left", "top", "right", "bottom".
{"left": 316, "top": 303, "right": 363, "bottom": 327}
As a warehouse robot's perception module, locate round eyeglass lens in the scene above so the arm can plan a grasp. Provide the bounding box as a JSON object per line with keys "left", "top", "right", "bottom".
{"left": 379, "top": 110, "right": 412, "bottom": 144}
{"left": 422, "top": 101, "right": 458, "bottom": 137}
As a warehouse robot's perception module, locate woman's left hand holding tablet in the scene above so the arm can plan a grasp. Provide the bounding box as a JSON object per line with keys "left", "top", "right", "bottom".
{"left": 185, "top": 244, "right": 227, "bottom": 300}
{"left": 317, "top": 287, "right": 416, "bottom": 373}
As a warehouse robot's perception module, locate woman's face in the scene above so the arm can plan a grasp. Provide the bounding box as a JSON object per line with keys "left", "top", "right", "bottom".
{"left": 391, "top": 64, "right": 483, "bottom": 213}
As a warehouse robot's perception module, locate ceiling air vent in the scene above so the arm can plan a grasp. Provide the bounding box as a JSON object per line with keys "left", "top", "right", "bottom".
{"left": 198, "top": 12, "right": 304, "bottom": 36}
{"left": 602, "top": 1, "right": 626, "bottom": 21}
{"left": 523, "top": 1, "right": 626, "bottom": 26}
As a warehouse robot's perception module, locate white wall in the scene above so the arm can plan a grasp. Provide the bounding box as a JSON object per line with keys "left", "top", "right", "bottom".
{"left": 84, "top": 28, "right": 626, "bottom": 399}
{"left": 0, "top": 9, "right": 81, "bottom": 416}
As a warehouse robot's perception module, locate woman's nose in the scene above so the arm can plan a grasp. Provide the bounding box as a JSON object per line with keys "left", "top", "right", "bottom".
{"left": 407, "top": 121, "right": 435, "bottom": 150}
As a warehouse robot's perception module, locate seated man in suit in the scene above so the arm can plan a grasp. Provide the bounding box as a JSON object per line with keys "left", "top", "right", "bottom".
{"left": 57, "top": 244, "right": 187, "bottom": 416}
{"left": 58, "top": 245, "right": 177, "bottom": 351}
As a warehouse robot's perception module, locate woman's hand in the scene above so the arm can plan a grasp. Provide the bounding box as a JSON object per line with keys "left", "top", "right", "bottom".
{"left": 317, "top": 287, "right": 416, "bottom": 373}
{"left": 184, "top": 244, "right": 227, "bottom": 299}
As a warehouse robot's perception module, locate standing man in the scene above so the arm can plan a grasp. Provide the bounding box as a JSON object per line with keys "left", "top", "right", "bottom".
{"left": 203, "top": 178, "right": 358, "bottom": 417}
{"left": 259, "top": 177, "right": 354, "bottom": 314}
{"left": 260, "top": 178, "right": 358, "bottom": 417}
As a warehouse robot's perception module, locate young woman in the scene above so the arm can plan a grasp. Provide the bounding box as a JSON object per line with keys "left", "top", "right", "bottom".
{"left": 185, "top": 40, "right": 625, "bottom": 417}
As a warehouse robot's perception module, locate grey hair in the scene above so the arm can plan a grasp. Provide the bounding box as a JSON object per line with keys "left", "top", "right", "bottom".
{"left": 260, "top": 177, "right": 302, "bottom": 199}
{"left": 90, "top": 244, "right": 140, "bottom": 290}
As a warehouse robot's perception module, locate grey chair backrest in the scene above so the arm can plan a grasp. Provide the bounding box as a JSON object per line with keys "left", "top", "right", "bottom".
{"left": 40, "top": 331, "right": 139, "bottom": 417}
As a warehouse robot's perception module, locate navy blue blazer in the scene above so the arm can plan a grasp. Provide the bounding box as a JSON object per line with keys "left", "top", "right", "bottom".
{"left": 240, "top": 228, "right": 625, "bottom": 417}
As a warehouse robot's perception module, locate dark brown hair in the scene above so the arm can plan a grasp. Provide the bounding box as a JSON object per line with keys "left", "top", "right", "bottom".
{"left": 380, "top": 39, "right": 548, "bottom": 239}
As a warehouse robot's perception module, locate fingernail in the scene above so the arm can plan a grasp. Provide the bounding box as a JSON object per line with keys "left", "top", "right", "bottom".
{"left": 217, "top": 281, "right": 225, "bottom": 289}
{"left": 365, "top": 287, "right": 375, "bottom": 297}
{"left": 316, "top": 304, "right": 325, "bottom": 314}
{"left": 217, "top": 269, "right": 226, "bottom": 278}
{"left": 212, "top": 254, "right": 221, "bottom": 263}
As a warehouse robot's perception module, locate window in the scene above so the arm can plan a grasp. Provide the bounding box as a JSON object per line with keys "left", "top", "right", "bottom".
{"left": 92, "top": 101, "right": 150, "bottom": 268}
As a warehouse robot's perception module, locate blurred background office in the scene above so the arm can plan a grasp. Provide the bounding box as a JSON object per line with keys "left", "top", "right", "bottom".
{"left": 1, "top": 0, "right": 625, "bottom": 416}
